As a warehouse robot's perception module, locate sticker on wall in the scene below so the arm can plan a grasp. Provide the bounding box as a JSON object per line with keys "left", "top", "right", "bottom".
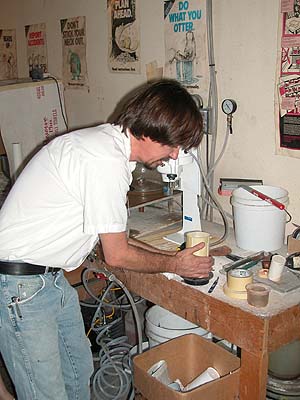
{"left": 25, "top": 23, "right": 48, "bottom": 79}
{"left": 107, "top": 0, "right": 141, "bottom": 74}
{"left": 275, "top": 0, "right": 300, "bottom": 158}
{"left": 0, "top": 29, "right": 17, "bottom": 81}
{"left": 164, "top": 0, "right": 209, "bottom": 101}
{"left": 60, "top": 16, "right": 89, "bottom": 90}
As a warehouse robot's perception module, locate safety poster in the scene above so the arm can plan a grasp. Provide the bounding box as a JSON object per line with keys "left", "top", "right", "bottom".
{"left": 0, "top": 29, "right": 17, "bottom": 81}
{"left": 25, "top": 23, "right": 48, "bottom": 78}
{"left": 60, "top": 16, "right": 89, "bottom": 90}
{"left": 276, "top": 0, "right": 300, "bottom": 158}
{"left": 107, "top": 0, "right": 140, "bottom": 74}
{"left": 164, "top": 0, "right": 209, "bottom": 102}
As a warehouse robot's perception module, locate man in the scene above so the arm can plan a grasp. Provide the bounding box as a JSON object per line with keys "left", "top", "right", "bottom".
{"left": 0, "top": 79, "right": 214, "bottom": 399}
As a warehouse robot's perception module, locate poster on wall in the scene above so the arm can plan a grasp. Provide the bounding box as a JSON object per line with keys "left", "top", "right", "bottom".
{"left": 275, "top": 0, "right": 300, "bottom": 158}
{"left": 25, "top": 23, "right": 48, "bottom": 78}
{"left": 0, "top": 29, "right": 17, "bottom": 80}
{"left": 107, "top": 0, "right": 140, "bottom": 74}
{"left": 164, "top": 0, "right": 209, "bottom": 101}
{"left": 60, "top": 16, "right": 89, "bottom": 90}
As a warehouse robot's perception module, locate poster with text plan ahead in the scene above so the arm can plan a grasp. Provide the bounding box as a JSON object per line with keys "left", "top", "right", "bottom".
{"left": 107, "top": 0, "right": 140, "bottom": 74}
{"left": 61, "top": 16, "right": 89, "bottom": 90}
{"left": 164, "top": 0, "right": 209, "bottom": 102}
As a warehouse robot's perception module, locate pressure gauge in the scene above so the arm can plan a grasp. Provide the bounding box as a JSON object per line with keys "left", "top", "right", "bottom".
{"left": 221, "top": 99, "right": 237, "bottom": 115}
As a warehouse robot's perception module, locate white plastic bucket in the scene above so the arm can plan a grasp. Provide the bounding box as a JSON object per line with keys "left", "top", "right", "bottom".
{"left": 145, "top": 305, "right": 211, "bottom": 348}
{"left": 231, "top": 185, "right": 289, "bottom": 251}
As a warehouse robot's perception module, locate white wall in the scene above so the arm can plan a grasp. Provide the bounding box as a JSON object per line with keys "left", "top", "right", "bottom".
{"left": 1, "top": 0, "right": 299, "bottom": 234}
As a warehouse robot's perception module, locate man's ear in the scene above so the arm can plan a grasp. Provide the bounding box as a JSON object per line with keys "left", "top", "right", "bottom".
{"left": 140, "top": 135, "right": 152, "bottom": 143}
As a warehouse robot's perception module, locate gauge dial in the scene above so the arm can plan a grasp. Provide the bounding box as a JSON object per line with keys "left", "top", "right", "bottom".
{"left": 221, "top": 99, "right": 237, "bottom": 115}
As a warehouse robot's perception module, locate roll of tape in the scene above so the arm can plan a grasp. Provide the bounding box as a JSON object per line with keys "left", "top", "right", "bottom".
{"left": 223, "top": 269, "right": 253, "bottom": 299}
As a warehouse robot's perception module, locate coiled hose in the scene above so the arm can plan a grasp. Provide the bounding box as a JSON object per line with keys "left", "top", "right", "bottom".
{"left": 80, "top": 267, "right": 143, "bottom": 400}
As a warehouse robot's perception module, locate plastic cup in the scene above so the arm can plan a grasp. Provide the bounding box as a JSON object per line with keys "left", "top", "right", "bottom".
{"left": 246, "top": 283, "right": 270, "bottom": 307}
{"left": 268, "top": 254, "right": 286, "bottom": 282}
{"left": 184, "top": 367, "right": 220, "bottom": 391}
{"left": 186, "top": 231, "right": 210, "bottom": 256}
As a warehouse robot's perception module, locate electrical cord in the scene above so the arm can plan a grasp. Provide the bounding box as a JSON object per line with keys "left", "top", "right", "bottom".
{"left": 43, "top": 75, "right": 69, "bottom": 132}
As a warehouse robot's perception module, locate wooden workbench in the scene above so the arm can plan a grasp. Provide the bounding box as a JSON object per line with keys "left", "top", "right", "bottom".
{"left": 67, "top": 202, "right": 300, "bottom": 400}
{"left": 111, "top": 214, "right": 300, "bottom": 400}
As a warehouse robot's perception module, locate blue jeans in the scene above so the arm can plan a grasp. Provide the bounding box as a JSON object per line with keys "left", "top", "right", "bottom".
{"left": 0, "top": 271, "right": 94, "bottom": 400}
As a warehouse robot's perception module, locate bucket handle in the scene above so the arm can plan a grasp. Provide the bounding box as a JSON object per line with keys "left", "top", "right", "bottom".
{"left": 284, "top": 209, "right": 292, "bottom": 223}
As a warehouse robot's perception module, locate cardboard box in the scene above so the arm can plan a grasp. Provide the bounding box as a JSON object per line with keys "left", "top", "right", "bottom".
{"left": 0, "top": 79, "right": 66, "bottom": 178}
{"left": 133, "top": 334, "right": 240, "bottom": 400}
{"left": 288, "top": 235, "right": 300, "bottom": 254}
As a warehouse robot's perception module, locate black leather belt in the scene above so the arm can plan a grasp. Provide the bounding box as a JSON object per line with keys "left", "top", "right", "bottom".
{"left": 0, "top": 261, "right": 61, "bottom": 275}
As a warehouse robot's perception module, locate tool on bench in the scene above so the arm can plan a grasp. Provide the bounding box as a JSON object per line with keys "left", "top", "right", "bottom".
{"left": 222, "top": 251, "right": 265, "bottom": 273}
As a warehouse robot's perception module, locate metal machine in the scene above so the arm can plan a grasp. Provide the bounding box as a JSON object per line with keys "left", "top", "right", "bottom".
{"left": 157, "top": 148, "right": 202, "bottom": 244}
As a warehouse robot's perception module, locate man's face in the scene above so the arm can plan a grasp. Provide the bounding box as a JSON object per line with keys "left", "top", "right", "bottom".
{"left": 137, "top": 137, "right": 180, "bottom": 169}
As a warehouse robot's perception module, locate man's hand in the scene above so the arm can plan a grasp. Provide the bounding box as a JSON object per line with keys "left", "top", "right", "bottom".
{"left": 174, "top": 242, "right": 214, "bottom": 278}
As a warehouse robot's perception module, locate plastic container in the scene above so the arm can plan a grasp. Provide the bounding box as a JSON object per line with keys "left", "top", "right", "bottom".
{"left": 231, "top": 185, "right": 289, "bottom": 251}
{"left": 246, "top": 283, "right": 270, "bottom": 307}
{"left": 145, "top": 305, "right": 211, "bottom": 347}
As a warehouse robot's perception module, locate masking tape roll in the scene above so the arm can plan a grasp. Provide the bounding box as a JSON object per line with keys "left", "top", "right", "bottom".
{"left": 223, "top": 269, "right": 253, "bottom": 299}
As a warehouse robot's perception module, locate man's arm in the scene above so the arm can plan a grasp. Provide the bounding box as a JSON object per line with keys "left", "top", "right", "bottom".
{"left": 99, "top": 232, "right": 213, "bottom": 277}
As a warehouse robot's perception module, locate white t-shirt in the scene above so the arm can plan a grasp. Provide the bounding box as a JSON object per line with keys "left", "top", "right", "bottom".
{"left": 0, "top": 124, "right": 135, "bottom": 271}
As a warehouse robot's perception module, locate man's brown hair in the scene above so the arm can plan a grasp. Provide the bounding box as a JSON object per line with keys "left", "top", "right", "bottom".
{"left": 114, "top": 79, "right": 203, "bottom": 150}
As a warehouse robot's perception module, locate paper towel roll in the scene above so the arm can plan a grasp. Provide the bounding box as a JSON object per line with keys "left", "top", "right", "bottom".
{"left": 12, "top": 142, "right": 23, "bottom": 180}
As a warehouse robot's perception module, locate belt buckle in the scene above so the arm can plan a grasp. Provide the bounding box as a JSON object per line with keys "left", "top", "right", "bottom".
{"left": 45, "top": 266, "right": 58, "bottom": 275}
{"left": 50, "top": 267, "right": 58, "bottom": 275}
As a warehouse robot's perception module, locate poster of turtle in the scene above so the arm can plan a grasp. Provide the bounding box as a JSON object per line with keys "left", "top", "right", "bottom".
{"left": 107, "top": 0, "right": 140, "bottom": 73}
{"left": 61, "top": 16, "right": 89, "bottom": 90}
{"left": 25, "top": 23, "right": 48, "bottom": 79}
{"left": 0, "top": 29, "right": 17, "bottom": 81}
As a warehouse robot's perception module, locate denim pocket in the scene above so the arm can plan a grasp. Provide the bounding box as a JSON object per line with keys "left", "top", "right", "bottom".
{"left": 12, "top": 275, "right": 46, "bottom": 305}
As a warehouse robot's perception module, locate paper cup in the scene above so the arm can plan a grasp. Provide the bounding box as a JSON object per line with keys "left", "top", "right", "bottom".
{"left": 147, "top": 360, "right": 171, "bottom": 385}
{"left": 268, "top": 255, "right": 286, "bottom": 282}
{"left": 186, "top": 231, "right": 210, "bottom": 256}
{"left": 184, "top": 367, "right": 220, "bottom": 391}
